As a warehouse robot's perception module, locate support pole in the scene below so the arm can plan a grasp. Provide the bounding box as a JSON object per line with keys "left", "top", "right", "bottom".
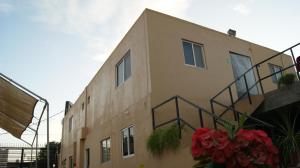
{"left": 36, "top": 133, "right": 38, "bottom": 168}
{"left": 30, "top": 146, "right": 33, "bottom": 168}
{"left": 174, "top": 97, "right": 181, "bottom": 138}
{"left": 20, "top": 148, "right": 24, "bottom": 168}
{"left": 290, "top": 48, "right": 300, "bottom": 80}
{"left": 47, "top": 103, "right": 50, "bottom": 168}
{"left": 151, "top": 109, "right": 155, "bottom": 130}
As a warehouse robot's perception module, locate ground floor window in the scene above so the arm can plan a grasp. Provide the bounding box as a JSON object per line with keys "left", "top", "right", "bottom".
{"left": 62, "top": 159, "right": 66, "bottom": 168}
{"left": 85, "top": 148, "right": 90, "bottom": 168}
{"left": 69, "top": 156, "right": 73, "bottom": 168}
{"left": 101, "top": 138, "right": 111, "bottom": 163}
{"left": 122, "top": 125, "right": 134, "bottom": 157}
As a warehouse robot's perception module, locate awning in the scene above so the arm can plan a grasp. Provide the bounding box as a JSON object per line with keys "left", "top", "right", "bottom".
{"left": 0, "top": 77, "right": 38, "bottom": 138}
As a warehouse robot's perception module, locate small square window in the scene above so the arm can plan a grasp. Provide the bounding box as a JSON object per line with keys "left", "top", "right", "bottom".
{"left": 122, "top": 126, "right": 134, "bottom": 157}
{"left": 269, "top": 64, "right": 282, "bottom": 83}
{"left": 116, "top": 51, "right": 131, "bottom": 86}
{"left": 182, "top": 40, "right": 205, "bottom": 68}
{"left": 101, "top": 138, "right": 111, "bottom": 163}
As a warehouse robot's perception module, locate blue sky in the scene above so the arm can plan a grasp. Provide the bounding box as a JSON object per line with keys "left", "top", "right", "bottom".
{"left": 0, "top": 0, "right": 299, "bottom": 144}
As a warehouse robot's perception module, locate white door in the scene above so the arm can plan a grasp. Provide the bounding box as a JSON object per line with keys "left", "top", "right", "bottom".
{"left": 230, "top": 53, "right": 258, "bottom": 98}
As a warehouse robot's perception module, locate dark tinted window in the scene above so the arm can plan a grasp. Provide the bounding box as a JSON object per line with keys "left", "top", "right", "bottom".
{"left": 182, "top": 41, "right": 194, "bottom": 65}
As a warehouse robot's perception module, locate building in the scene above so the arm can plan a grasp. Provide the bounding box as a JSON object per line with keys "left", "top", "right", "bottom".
{"left": 59, "top": 9, "right": 300, "bottom": 168}
{"left": 0, "top": 148, "right": 8, "bottom": 168}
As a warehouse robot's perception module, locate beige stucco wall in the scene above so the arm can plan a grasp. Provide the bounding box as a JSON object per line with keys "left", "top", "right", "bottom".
{"left": 61, "top": 10, "right": 153, "bottom": 168}
{"left": 147, "top": 9, "right": 293, "bottom": 128}
{"left": 60, "top": 9, "right": 295, "bottom": 168}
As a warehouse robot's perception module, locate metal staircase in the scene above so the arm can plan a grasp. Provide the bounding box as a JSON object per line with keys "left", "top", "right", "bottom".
{"left": 151, "top": 43, "right": 300, "bottom": 133}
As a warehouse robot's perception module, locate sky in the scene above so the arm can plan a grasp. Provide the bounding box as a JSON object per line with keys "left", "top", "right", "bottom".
{"left": 0, "top": 0, "right": 300, "bottom": 145}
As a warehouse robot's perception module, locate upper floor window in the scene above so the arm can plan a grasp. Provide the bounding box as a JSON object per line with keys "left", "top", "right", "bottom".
{"left": 87, "top": 96, "right": 91, "bottom": 104}
{"left": 82, "top": 102, "right": 85, "bottom": 111}
{"left": 182, "top": 40, "right": 205, "bottom": 68}
{"left": 116, "top": 51, "right": 131, "bottom": 86}
{"left": 269, "top": 64, "right": 282, "bottom": 83}
{"left": 122, "top": 126, "right": 134, "bottom": 157}
{"left": 69, "top": 116, "right": 73, "bottom": 132}
{"left": 101, "top": 138, "right": 111, "bottom": 163}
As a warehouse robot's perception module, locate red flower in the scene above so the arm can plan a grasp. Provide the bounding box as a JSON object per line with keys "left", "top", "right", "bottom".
{"left": 223, "top": 142, "right": 236, "bottom": 158}
{"left": 192, "top": 141, "right": 205, "bottom": 158}
{"left": 236, "top": 152, "right": 251, "bottom": 167}
{"left": 191, "top": 128, "right": 278, "bottom": 168}
{"left": 226, "top": 158, "right": 237, "bottom": 168}
{"left": 212, "top": 150, "right": 226, "bottom": 164}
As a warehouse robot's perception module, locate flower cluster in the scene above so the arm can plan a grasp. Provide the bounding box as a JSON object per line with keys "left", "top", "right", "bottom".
{"left": 192, "top": 128, "right": 278, "bottom": 168}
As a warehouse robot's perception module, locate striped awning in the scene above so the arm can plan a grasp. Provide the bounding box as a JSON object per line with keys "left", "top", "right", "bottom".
{"left": 0, "top": 77, "right": 37, "bottom": 138}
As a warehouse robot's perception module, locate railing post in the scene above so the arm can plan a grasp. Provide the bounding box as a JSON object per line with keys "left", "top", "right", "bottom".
{"left": 151, "top": 109, "right": 155, "bottom": 130}
{"left": 198, "top": 109, "right": 204, "bottom": 127}
{"left": 210, "top": 100, "right": 217, "bottom": 130}
{"left": 243, "top": 74, "right": 252, "bottom": 104}
{"left": 175, "top": 96, "right": 181, "bottom": 138}
{"left": 20, "top": 148, "right": 24, "bottom": 168}
{"left": 290, "top": 48, "right": 300, "bottom": 80}
{"left": 255, "top": 65, "right": 264, "bottom": 94}
{"left": 228, "top": 86, "right": 238, "bottom": 123}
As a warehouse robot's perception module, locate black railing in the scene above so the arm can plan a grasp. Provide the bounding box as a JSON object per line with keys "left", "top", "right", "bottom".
{"left": 151, "top": 43, "right": 299, "bottom": 137}
{"left": 210, "top": 43, "right": 300, "bottom": 129}
{"left": 151, "top": 95, "right": 235, "bottom": 137}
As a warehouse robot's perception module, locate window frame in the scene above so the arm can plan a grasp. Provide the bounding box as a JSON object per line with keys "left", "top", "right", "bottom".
{"left": 121, "top": 125, "right": 135, "bottom": 158}
{"left": 269, "top": 63, "right": 283, "bottom": 83}
{"left": 182, "top": 39, "right": 206, "bottom": 69}
{"left": 69, "top": 156, "right": 73, "bottom": 168}
{"left": 81, "top": 102, "right": 85, "bottom": 111}
{"left": 69, "top": 116, "right": 73, "bottom": 132}
{"left": 100, "top": 137, "right": 111, "bottom": 163}
{"left": 116, "top": 50, "right": 131, "bottom": 87}
{"left": 85, "top": 148, "right": 90, "bottom": 168}
{"left": 87, "top": 96, "right": 91, "bottom": 104}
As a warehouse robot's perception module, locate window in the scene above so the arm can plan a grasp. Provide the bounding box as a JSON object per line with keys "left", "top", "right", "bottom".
{"left": 122, "top": 126, "right": 134, "bottom": 157}
{"left": 101, "top": 138, "right": 111, "bottom": 163}
{"left": 87, "top": 96, "right": 90, "bottom": 104}
{"left": 62, "top": 159, "right": 66, "bottom": 168}
{"left": 69, "top": 116, "right": 73, "bottom": 132}
{"left": 85, "top": 148, "right": 90, "bottom": 168}
{"left": 116, "top": 51, "right": 131, "bottom": 86}
{"left": 182, "top": 40, "right": 205, "bottom": 68}
{"left": 269, "top": 64, "right": 282, "bottom": 83}
{"left": 82, "top": 102, "right": 85, "bottom": 111}
{"left": 69, "top": 156, "right": 73, "bottom": 168}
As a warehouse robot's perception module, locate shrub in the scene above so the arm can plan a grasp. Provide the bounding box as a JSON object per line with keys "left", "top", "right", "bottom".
{"left": 278, "top": 73, "right": 296, "bottom": 88}
{"left": 147, "top": 124, "right": 181, "bottom": 156}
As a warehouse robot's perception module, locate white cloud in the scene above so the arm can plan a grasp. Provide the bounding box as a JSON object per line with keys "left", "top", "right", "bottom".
{"left": 31, "top": 0, "right": 192, "bottom": 64}
{"left": 0, "top": 1, "right": 13, "bottom": 14}
{"left": 233, "top": 4, "right": 250, "bottom": 15}
{"left": 233, "top": 0, "right": 255, "bottom": 16}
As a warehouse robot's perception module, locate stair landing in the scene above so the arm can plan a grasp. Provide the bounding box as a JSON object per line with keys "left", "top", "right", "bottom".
{"left": 235, "top": 95, "right": 265, "bottom": 116}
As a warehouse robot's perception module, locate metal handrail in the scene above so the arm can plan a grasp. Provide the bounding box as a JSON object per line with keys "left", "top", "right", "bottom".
{"left": 151, "top": 95, "right": 235, "bottom": 133}
{"left": 210, "top": 42, "right": 300, "bottom": 130}
{"left": 151, "top": 43, "right": 300, "bottom": 136}
{"left": 211, "top": 43, "right": 300, "bottom": 100}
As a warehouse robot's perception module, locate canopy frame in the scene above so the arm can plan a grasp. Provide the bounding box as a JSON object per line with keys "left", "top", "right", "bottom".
{"left": 0, "top": 72, "right": 50, "bottom": 168}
